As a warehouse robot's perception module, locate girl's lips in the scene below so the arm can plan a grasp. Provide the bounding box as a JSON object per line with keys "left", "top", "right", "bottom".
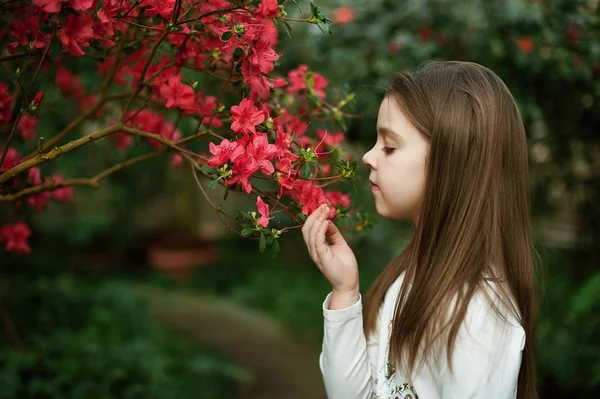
{"left": 371, "top": 183, "right": 380, "bottom": 192}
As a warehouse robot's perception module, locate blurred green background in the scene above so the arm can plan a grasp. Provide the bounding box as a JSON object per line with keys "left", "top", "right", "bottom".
{"left": 2, "top": 0, "right": 600, "bottom": 398}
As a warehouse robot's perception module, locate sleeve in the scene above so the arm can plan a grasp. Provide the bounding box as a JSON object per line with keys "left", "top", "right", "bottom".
{"left": 318, "top": 292, "right": 379, "bottom": 399}
{"left": 433, "top": 296, "right": 526, "bottom": 399}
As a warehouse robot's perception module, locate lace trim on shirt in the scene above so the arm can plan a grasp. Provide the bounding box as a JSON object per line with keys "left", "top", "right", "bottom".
{"left": 372, "top": 382, "right": 419, "bottom": 399}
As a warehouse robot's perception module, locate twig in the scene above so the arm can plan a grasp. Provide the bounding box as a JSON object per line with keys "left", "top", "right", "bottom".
{"left": 0, "top": 34, "right": 54, "bottom": 171}
{"left": 0, "top": 306, "right": 25, "bottom": 352}
{"left": 0, "top": 124, "right": 123, "bottom": 184}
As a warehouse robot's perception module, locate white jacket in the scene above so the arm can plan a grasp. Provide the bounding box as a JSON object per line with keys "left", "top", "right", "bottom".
{"left": 319, "top": 273, "right": 525, "bottom": 399}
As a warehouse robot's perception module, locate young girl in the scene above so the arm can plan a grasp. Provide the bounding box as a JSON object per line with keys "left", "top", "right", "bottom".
{"left": 302, "top": 61, "right": 538, "bottom": 399}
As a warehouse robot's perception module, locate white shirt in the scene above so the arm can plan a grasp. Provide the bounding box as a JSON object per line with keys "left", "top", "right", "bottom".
{"left": 319, "top": 273, "right": 525, "bottom": 399}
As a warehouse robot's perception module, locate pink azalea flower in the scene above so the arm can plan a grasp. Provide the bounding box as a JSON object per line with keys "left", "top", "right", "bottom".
{"left": 324, "top": 190, "right": 351, "bottom": 208}
{"left": 28, "top": 167, "right": 42, "bottom": 186}
{"left": 248, "top": 38, "right": 280, "bottom": 75}
{"left": 59, "top": 14, "right": 95, "bottom": 57}
{"left": 316, "top": 129, "right": 345, "bottom": 147}
{"left": 18, "top": 114, "right": 38, "bottom": 140}
{"left": 207, "top": 139, "right": 239, "bottom": 168}
{"left": 230, "top": 98, "right": 265, "bottom": 135}
{"left": 158, "top": 74, "right": 197, "bottom": 114}
{"left": 50, "top": 176, "right": 74, "bottom": 203}
{"left": 246, "top": 133, "right": 278, "bottom": 175}
{"left": 0, "top": 221, "right": 32, "bottom": 254}
{"left": 228, "top": 152, "right": 259, "bottom": 194}
{"left": 255, "top": 0, "right": 280, "bottom": 18}
{"left": 0, "top": 83, "right": 13, "bottom": 125}
{"left": 0, "top": 148, "right": 20, "bottom": 172}
{"left": 27, "top": 191, "right": 51, "bottom": 211}
{"left": 256, "top": 196, "right": 271, "bottom": 228}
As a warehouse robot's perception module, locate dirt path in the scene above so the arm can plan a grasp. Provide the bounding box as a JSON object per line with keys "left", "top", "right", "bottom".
{"left": 134, "top": 285, "right": 327, "bottom": 399}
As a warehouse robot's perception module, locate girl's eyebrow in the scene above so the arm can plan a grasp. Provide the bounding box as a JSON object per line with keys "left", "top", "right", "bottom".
{"left": 377, "top": 126, "right": 403, "bottom": 141}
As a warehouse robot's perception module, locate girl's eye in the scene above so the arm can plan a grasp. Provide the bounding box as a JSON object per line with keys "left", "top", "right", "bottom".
{"left": 381, "top": 147, "right": 395, "bottom": 155}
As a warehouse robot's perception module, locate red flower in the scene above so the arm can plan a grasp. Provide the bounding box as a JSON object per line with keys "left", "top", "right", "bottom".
{"left": 248, "top": 38, "right": 280, "bottom": 75}
{"left": 316, "top": 129, "right": 345, "bottom": 147}
{"left": 230, "top": 98, "right": 265, "bottom": 135}
{"left": 28, "top": 167, "right": 42, "bottom": 185}
{"left": 59, "top": 14, "right": 95, "bottom": 56}
{"left": 144, "top": 0, "right": 177, "bottom": 19}
{"left": 517, "top": 36, "right": 534, "bottom": 54}
{"left": 256, "top": 196, "right": 271, "bottom": 228}
{"left": 158, "top": 74, "right": 197, "bottom": 114}
{"left": 31, "top": 91, "right": 44, "bottom": 108}
{"left": 255, "top": 0, "right": 280, "bottom": 18}
{"left": 56, "top": 67, "right": 85, "bottom": 98}
{"left": 287, "top": 65, "right": 328, "bottom": 99}
{"left": 27, "top": 191, "right": 51, "bottom": 211}
{"left": 50, "top": 175, "right": 74, "bottom": 203}
{"left": 246, "top": 133, "right": 278, "bottom": 175}
{"left": 0, "top": 83, "right": 12, "bottom": 125}
{"left": 0, "top": 148, "right": 20, "bottom": 172}
{"left": 419, "top": 26, "right": 433, "bottom": 42}
{"left": 274, "top": 157, "right": 298, "bottom": 198}
{"left": 332, "top": 6, "right": 355, "bottom": 25}
{"left": 33, "top": 0, "right": 93, "bottom": 13}
{"left": 568, "top": 24, "right": 579, "bottom": 44}
{"left": 18, "top": 114, "right": 38, "bottom": 140}
{"left": 33, "top": 0, "right": 65, "bottom": 13}
{"left": 228, "top": 152, "right": 259, "bottom": 194}
{"left": 290, "top": 180, "right": 331, "bottom": 217}
{"left": 324, "top": 190, "right": 351, "bottom": 209}
{"left": 198, "top": 94, "right": 223, "bottom": 127}
{"left": 387, "top": 41, "right": 402, "bottom": 55}
{"left": 207, "top": 139, "right": 239, "bottom": 167}
{"left": 0, "top": 221, "right": 32, "bottom": 254}
{"left": 170, "top": 154, "right": 183, "bottom": 167}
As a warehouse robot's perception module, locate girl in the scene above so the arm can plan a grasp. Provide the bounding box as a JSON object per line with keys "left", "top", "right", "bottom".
{"left": 302, "top": 61, "right": 539, "bottom": 399}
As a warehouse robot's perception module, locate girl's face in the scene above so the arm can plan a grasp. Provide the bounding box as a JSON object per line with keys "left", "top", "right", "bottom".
{"left": 362, "top": 96, "right": 430, "bottom": 221}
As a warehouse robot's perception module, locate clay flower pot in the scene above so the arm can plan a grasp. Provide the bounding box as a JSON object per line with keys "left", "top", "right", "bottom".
{"left": 147, "top": 235, "right": 220, "bottom": 282}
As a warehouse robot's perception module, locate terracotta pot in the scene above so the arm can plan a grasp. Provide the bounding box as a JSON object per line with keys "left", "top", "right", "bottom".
{"left": 147, "top": 242, "right": 220, "bottom": 282}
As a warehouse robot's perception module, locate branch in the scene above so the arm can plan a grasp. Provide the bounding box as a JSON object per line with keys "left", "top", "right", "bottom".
{"left": 0, "top": 124, "right": 123, "bottom": 184}
{"left": 0, "top": 52, "right": 29, "bottom": 62}
{"left": 121, "top": 31, "right": 169, "bottom": 120}
{"left": 0, "top": 306, "right": 25, "bottom": 352}
{"left": 0, "top": 33, "right": 54, "bottom": 170}
{"left": 29, "top": 93, "right": 130, "bottom": 157}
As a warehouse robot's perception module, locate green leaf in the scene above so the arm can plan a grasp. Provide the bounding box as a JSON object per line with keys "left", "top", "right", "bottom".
{"left": 259, "top": 234, "right": 266, "bottom": 253}
{"left": 221, "top": 31, "right": 233, "bottom": 41}
{"left": 223, "top": 185, "right": 230, "bottom": 201}
{"left": 200, "top": 165, "right": 218, "bottom": 175}
{"left": 301, "top": 163, "right": 312, "bottom": 179}
{"left": 267, "top": 236, "right": 274, "bottom": 245}
{"left": 49, "top": 42, "right": 62, "bottom": 60}
{"left": 241, "top": 228, "right": 254, "bottom": 236}
{"left": 208, "top": 179, "right": 219, "bottom": 190}
{"left": 271, "top": 239, "right": 280, "bottom": 256}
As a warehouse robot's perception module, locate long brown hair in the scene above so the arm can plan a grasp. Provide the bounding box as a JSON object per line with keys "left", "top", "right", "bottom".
{"left": 363, "top": 61, "right": 540, "bottom": 399}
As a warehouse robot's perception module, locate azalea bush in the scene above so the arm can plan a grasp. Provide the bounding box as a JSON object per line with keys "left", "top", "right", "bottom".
{"left": 0, "top": 0, "right": 372, "bottom": 257}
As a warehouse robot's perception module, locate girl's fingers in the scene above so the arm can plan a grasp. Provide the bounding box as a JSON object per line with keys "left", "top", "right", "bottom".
{"left": 302, "top": 206, "right": 321, "bottom": 248}
{"left": 303, "top": 205, "right": 324, "bottom": 258}
{"left": 309, "top": 205, "right": 330, "bottom": 256}
{"left": 315, "top": 218, "right": 330, "bottom": 259}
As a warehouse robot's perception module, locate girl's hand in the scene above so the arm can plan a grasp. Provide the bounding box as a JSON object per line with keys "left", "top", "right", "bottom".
{"left": 302, "top": 204, "right": 359, "bottom": 295}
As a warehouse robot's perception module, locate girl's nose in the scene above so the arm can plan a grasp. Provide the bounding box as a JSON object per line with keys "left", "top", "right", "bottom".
{"left": 362, "top": 149, "right": 375, "bottom": 169}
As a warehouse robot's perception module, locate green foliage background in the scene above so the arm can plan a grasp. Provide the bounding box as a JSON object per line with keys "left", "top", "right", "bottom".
{"left": 1, "top": 0, "right": 600, "bottom": 398}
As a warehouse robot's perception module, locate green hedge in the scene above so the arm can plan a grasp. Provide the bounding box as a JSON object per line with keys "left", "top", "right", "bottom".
{"left": 0, "top": 275, "right": 247, "bottom": 399}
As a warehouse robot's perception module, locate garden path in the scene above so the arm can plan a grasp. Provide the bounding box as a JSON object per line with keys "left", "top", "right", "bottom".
{"left": 134, "top": 285, "right": 328, "bottom": 399}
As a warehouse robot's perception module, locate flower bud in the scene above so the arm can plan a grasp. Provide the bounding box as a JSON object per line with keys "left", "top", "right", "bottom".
{"left": 265, "top": 117, "right": 274, "bottom": 130}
